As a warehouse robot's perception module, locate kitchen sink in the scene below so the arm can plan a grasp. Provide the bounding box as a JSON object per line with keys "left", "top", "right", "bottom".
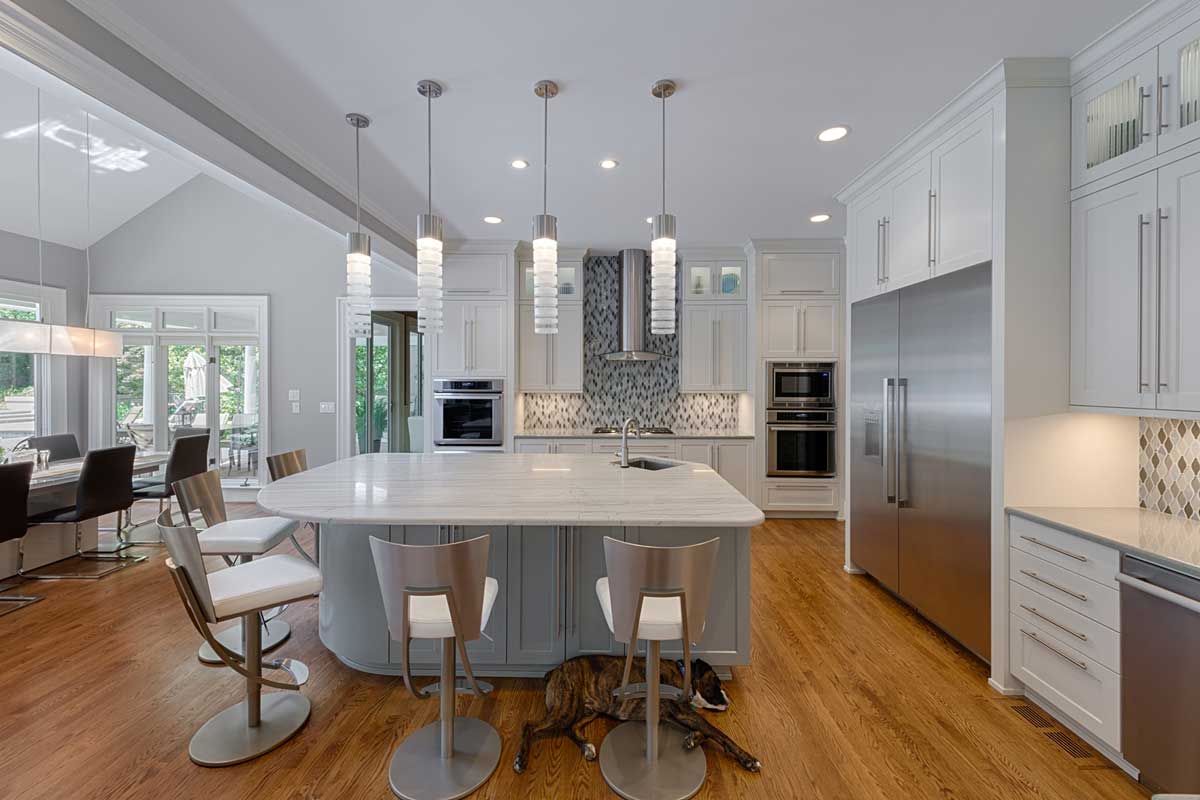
{"left": 619, "top": 457, "right": 681, "bottom": 471}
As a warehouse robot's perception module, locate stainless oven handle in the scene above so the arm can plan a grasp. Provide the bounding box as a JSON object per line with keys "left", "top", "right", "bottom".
{"left": 433, "top": 393, "right": 503, "bottom": 401}
{"left": 767, "top": 424, "right": 837, "bottom": 432}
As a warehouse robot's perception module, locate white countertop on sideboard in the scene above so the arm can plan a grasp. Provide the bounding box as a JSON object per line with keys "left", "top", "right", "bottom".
{"left": 514, "top": 429, "right": 755, "bottom": 440}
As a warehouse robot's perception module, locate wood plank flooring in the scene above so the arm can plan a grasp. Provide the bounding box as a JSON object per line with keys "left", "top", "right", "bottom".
{"left": 0, "top": 510, "right": 1148, "bottom": 799}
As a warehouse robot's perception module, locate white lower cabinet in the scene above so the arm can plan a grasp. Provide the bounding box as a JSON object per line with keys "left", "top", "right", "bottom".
{"left": 677, "top": 440, "right": 752, "bottom": 499}
{"left": 762, "top": 479, "right": 838, "bottom": 512}
{"left": 514, "top": 438, "right": 592, "bottom": 455}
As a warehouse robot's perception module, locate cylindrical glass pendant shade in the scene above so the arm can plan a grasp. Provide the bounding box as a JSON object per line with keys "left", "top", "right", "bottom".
{"left": 346, "top": 231, "right": 372, "bottom": 337}
{"left": 416, "top": 213, "right": 444, "bottom": 334}
{"left": 650, "top": 213, "right": 676, "bottom": 335}
{"left": 532, "top": 213, "right": 558, "bottom": 334}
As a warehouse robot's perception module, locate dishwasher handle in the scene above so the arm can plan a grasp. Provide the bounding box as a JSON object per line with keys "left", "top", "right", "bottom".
{"left": 1117, "top": 572, "right": 1200, "bottom": 616}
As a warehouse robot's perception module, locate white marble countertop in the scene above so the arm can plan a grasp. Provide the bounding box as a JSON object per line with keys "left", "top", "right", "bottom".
{"left": 259, "top": 453, "right": 765, "bottom": 527}
{"left": 1007, "top": 506, "right": 1200, "bottom": 578}
{"left": 514, "top": 428, "right": 754, "bottom": 440}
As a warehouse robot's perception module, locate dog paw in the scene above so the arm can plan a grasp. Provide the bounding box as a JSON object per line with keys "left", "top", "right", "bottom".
{"left": 741, "top": 758, "right": 762, "bottom": 773}
{"left": 682, "top": 733, "right": 700, "bottom": 751}
{"left": 582, "top": 743, "right": 597, "bottom": 761}
{"left": 512, "top": 757, "right": 525, "bottom": 774}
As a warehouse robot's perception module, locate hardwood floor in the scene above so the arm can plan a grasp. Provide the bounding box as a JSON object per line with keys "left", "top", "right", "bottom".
{"left": 0, "top": 510, "right": 1148, "bottom": 799}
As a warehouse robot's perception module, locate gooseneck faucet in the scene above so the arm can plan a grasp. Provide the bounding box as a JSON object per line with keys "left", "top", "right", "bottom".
{"left": 618, "top": 417, "right": 641, "bottom": 468}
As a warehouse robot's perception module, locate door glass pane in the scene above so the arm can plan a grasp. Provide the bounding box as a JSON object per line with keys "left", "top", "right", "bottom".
{"left": 112, "top": 309, "right": 153, "bottom": 329}
{"left": 161, "top": 309, "right": 205, "bottom": 331}
{"left": 167, "top": 343, "right": 208, "bottom": 444}
{"left": 218, "top": 344, "right": 259, "bottom": 486}
{"left": 559, "top": 265, "right": 579, "bottom": 297}
{"left": 688, "top": 265, "right": 712, "bottom": 296}
{"left": 115, "top": 343, "right": 154, "bottom": 451}
{"left": 0, "top": 299, "right": 39, "bottom": 451}
{"left": 719, "top": 264, "right": 743, "bottom": 296}
{"left": 407, "top": 323, "right": 424, "bottom": 452}
{"left": 212, "top": 308, "right": 257, "bottom": 332}
{"left": 1182, "top": 36, "right": 1200, "bottom": 130}
{"left": 1085, "top": 77, "right": 1143, "bottom": 169}
{"left": 371, "top": 322, "right": 390, "bottom": 453}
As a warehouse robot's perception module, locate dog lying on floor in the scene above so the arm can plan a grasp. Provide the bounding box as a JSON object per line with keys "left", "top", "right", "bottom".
{"left": 513, "top": 654, "right": 762, "bottom": 774}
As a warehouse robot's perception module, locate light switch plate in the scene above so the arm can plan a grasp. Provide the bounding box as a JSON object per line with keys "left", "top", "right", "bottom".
{"left": 288, "top": 389, "right": 300, "bottom": 402}
{"left": 290, "top": 401, "right": 301, "bottom": 414}
{"left": 319, "top": 402, "right": 335, "bottom": 414}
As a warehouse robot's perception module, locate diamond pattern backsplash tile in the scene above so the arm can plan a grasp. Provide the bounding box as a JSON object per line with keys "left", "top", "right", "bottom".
{"left": 1140, "top": 418, "right": 1200, "bottom": 521}
{"left": 522, "top": 254, "right": 740, "bottom": 431}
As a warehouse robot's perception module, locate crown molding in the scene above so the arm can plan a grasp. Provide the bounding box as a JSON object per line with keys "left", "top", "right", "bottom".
{"left": 745, "top": 238, "right": 845, "bottom": 254}
{"left": 1071, "top": 0, "right": 1200, "bottom": 88}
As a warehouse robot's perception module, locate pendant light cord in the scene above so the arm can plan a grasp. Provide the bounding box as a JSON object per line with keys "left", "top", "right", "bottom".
{"left": 543, "top": 91, "right": 549, "bottom": 215}
{"left": 36, "top": 90, "right": 44, "bottom": 315}
{"left": 354, "top": 124, "right": 362, "bottom": 233}
{"left": 85, "top": 112, "right": 92, "bottom": 327}
{"left": 661, "top": 91, "right": 666, "bottom": 214}
{"left": 427, "top": 91, "right": 432, "bottom": 215}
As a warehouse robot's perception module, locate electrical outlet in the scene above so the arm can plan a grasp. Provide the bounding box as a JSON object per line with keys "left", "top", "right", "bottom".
{"left": 288, "top": 389, "right": 300, "bottom": 402}
{"left": 291, "top": 401, "right": 301, "bottom": 414}
{"left": 319, "top": 402, "right": 335, "bottom": 414}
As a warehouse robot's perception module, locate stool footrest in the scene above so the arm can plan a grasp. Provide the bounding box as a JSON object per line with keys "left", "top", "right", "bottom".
{"left": 613, "top": 683, "right": 686, "bottom": 702}
{"left": 420, "top": 677, "right": 494, "bottom": 698}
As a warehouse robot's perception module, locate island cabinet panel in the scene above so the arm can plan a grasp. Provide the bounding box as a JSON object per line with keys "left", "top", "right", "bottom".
{"left": 507, "top": 526, "right": 567, "bottom": 665}
{"left": 627, "top": 527, "right": 750, "bottom": 665}
{"left": 318, "top": 524, "right": 392, "bottom": 669}
{"left": 567, "top": 527, "right": 626, "bottom": 658}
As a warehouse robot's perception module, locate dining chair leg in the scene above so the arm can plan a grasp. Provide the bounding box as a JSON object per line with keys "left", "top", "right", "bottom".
{"left": 79, "top": 521, "right": 148, "bottom": 562}
{"left": 17, "top": 531, "right": 132, "bottom": 581}
{"left": 0, "top": 578, "right": 43, "bottom": 616}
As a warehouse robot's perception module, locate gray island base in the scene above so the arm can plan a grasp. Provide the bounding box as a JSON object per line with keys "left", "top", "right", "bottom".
{"left": 256, "top": 453, "right": 763, "bottom": 678}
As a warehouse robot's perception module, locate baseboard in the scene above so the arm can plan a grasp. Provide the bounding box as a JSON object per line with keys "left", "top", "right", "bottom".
{"left": 988, "top": 677, "right": 1025, "bottom": 697}
{"left": 843, "top": 564, "right": 867, "bottom": 575}
{"left": 1024, "top": 689, "right": 1139, "bottom": 780}
{"left": 763, "top": 510, "right": 839, "bottom": 519}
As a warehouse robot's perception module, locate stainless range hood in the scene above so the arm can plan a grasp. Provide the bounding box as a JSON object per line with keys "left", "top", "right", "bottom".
{"left": 605, "top": 248, "right": 662, "bottom": 361}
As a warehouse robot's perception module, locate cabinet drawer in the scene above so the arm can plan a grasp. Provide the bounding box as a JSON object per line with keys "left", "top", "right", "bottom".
{"left": 591, "top": 441, "right": 678, "bottom": 457}
{"left": 1009, "top": 613, "right": 1121, "bottom": 752}
{"left": 1010, "top": 515, "right": 1118, "bottom": 588}
{"left": 1010, "top": 581, "right": 1120, "bottom": 673}
{"left": 1010, "top": 549, "right": 1120, "bottom": 630}
{"left": 762, "top": 479, "right": 838, "bottom": 511}
{"left": 514, "top": 440, "right": 551, "bottom": 454}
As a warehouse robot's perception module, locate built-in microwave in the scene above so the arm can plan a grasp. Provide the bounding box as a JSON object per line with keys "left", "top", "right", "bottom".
{"left": 767, "top": 361, "right": 835, "bottom": 408}
{"left": 432, "top": 379, "right": 503, "bottom": 447}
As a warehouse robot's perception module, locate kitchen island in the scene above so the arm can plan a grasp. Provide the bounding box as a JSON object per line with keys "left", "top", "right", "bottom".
{"left": 257, "top": 453, "right": 764, "bottom": 677}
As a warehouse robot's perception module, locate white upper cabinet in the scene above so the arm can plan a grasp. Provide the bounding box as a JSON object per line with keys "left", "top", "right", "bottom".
{"left": 1158, "top": 19, "right": 1200, "bottom": 155}
{"left": 432, "top": 300, "right": 507, "bottom": 377}
{"left": 1070, "top": 172, "right": 1158, "bottom": 410}
{"left": 443, "top": 253, "right": 509, "bottom": 296}
{"left": 885, "top": 155, "right": 934, "bottom": 290}
{"left": 520, "top": 259, "right": 583, "bottom": 302}
{"left": 518, "top": 302, "right": 582, "bottom": 392}
{"left": 932, "top": 110, "right": 994, "bottom": 275}
{"left": 1155, "top": 150, "right": 1200, "bottom": 412}
{"left": 849, "top": 190, "right": 890, "bottom": 302}
{"left": 684, "top": 259, "right": 745, "bottom": 301}
{"left": 761, "top": 300, "right": 837, "bottom": 360}
{"left": 762, "top": 253, "right": 840, "bottom": 297}
{"left": 1071, "top": 48, "right": 1159, "bottom": 188}
{"left": 680, "top": 304, "right": 747, "bottom": 392}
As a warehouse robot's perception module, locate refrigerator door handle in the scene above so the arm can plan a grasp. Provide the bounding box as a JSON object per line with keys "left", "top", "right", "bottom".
{"left": 882, "top": 378, "right": 895, "bottom": 504}
{"left": 896, "top": 378, "right": 909, "bottom": 507}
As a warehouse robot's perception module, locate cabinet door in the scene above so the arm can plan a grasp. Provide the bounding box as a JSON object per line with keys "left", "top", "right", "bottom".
{"left": 469, "top": 302, "right": 507, "bottom": 376}
{"left": 886, "top": 154, "right": 933, "bottom": 289}
{"left": 762, "top": 253, "right": 840, "bottom": 297}
{"left": 431, "top": 301, "right": 467, "bottom": 376}
{"left": 1158, "top": 20, "right": 1200, "bottom": 155}
{"left": 550, "top": 304, "right": 584, "bottom": 391}
{"left": 515, "top": 440, "right": 552, "bottom": 453}
{"left": 715, "top": 305, "right": 748, "bottom": 390}
{"left": 716, "top": 261, "right": 746, "bottom": 299}
{"left": 554, "top": 440, "right": 591, "bottom": 454}
{"left": 443, "top": 253, "right": 507, "bottom": 296}
{"left": 566, "top": 526, "right": 625, "bottom": 658}
{"left": 518, "top": 304, "right": 550, "bottom": 390}
{"left": 800, "top": 300, "right": 838, "bottom": 358}
{"left": 558, "top": 261, "right": 583, "bottom": 301}
{"left": 850, "top": 190, "right": 890, "bottom": 301}
{"left": 715, "top": 441, "right": 752, "bottom": 498}
{"left": 680, "top": 305, "right": 715, "bottom": 389}
{"left": 1156, "top": 151, "right": 1200, "bottom": 411}
{"left": 684, "top": 260, "right": 716, "bottom": 299}
{"left": 762, "top": 302, "right": 800, "bottom": 359}
{"left": 1071, "top": 47, "right": 1159, "bottom": 188}
{"left": 933, "top": 110, "right": 993, "bottom": 275}
{"left": 1070, "top": 172, "right": 1158, "bottom": 409}
{"left": 678, "top": 441, "right": 714, "bottom": 466}
{"left": 390, "top": 525, "right": 443, "bottom": 665}
{"left": 458, "top": 525, "right": 507, "bottom": 664}
{"left": 506, "top": 526, "right": 565, "bottom": 664}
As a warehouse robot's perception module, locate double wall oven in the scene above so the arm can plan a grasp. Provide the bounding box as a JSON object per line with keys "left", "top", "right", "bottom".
{"left": 432, "top": 379, "right": 503, "bottom": 447}
{"left": 766, "top": 362, "right": 837, "bottom": 478}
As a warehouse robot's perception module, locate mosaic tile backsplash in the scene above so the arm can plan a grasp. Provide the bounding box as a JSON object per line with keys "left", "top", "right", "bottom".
{"left": 522, "top": 254, "right": 740, "bottom": 431}
{"left": 1140, "top": 418, "right": 1200, "bottom": 520}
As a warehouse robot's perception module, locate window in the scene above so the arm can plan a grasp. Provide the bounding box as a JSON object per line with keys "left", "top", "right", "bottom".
{"left": 0, "top": 297, "right": 40, "bottom": 450}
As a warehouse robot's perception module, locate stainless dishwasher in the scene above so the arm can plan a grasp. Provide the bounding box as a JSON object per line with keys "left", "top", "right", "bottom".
{"left": 1118, "top": 554, "right": 1200, "bottom": 795}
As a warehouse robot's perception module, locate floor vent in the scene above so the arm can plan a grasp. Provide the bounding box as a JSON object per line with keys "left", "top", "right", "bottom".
{"left": 1011, "top": 703, "right": 1055, "bottom": 729}
{"left": 1045, "top": 730, "right": 1092, "bottom": 759}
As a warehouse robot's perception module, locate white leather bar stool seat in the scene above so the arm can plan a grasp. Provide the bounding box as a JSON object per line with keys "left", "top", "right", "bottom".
{"left": 407, "top": 576, "right": 499, "bottom": 639}
{"left": 208, "top": 554, "right": 322, "bottom": 619}
{"left": 596, "top": 577, "right": 685, "bottom": 641}
{"left": 198, "top": 516, "right": 298, "bottom": 556}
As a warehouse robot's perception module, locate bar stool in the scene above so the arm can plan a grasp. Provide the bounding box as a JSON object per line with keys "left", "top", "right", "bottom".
{"left": 369, "top": 533, "right": 501, "bottom": 800}
{"left": 158, "top": 510, "right": 321, "bottom": 766}
{"left": 265, "top": 449, "right": 318, "bottom": 565}
{"left": 595, "top": 536, "right": 721, "bottom": 800}
{"left": 0, "top": 462, "right": 42, "bottom": 615}
{"left": 173, "top": 469, "right": 302, "bottom": 662}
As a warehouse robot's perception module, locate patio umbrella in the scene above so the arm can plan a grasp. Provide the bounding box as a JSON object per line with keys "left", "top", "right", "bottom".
{"left": 183, "top": 351, "right": 207, "bottom": 400}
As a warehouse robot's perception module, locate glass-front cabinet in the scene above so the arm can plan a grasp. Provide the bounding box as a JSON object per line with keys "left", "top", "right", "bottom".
{"left": 683, "top": 259, "right": 745, "bottom": 300}
{"left": 520, "top": 259, "right": 582, "bottom": 301}
{"left": 1160, "top": 19, "right": 1200, "bottom": 154}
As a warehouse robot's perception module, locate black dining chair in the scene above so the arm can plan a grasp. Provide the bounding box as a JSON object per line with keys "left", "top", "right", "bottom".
{"left": 16, "top": 433, "right": 80, "bottom": 463}
{"left": 112, "top": 432, "right": 211, "bottom": 548}
{"left": 0, "top": 462, "right": 42, "bottom": 615}
{"left": 21, "top": 445, "right": 146, "bottom": 580}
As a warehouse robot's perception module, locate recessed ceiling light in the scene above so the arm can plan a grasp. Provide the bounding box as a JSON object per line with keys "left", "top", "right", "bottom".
{"left": 599, "top": 158, "right": 619, "bottom": 169}
{"left": 483, "top": 216, "right": 503, "bottom": 224}
{"left": 511, "top": 159, "right": 528, "bottom": 169}
{"left": 810, "top": 213, "right": 831, "bottom": 223}
{"left": 645, "top": 217, "right": 653, "bottom": 224}
{"left": 817, "top": 125, "right": 850, "bottom": 143}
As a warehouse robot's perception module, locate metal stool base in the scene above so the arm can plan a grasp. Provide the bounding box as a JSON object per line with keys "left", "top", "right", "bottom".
{"left": 188, "top": 692, "right": 310, "bottom": 767}
{"left": 599, "top": 721, "right": 707, "bottom": 800}
{"left": 387, "top": 717, "right": 500, "bottom": 800}
{"left": 198, "top": 619, "right": 290, "bottom": 664}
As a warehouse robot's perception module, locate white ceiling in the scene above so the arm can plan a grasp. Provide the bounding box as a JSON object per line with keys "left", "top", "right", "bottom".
{"left": 0, "top": 55, "right": 199, "bottom": 250}
{"left": 74, "top": 0, "right": 1145, "bottom": 250}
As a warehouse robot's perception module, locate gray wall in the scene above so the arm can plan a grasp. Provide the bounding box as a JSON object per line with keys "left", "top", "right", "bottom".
{"left": 0, "top": 228, "right": 90, "bottom": 443}
{"left": 89, "top": 174, "right": 415, "bottom": 466}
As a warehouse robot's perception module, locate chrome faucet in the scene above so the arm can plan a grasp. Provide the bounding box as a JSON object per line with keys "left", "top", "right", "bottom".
{"left": 618, "top": 417, "right": 641, "bottom": 468}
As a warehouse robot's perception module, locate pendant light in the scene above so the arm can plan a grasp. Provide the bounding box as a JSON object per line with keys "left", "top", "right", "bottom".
{"left": 416, "top": 80, "right": 444, "bottom": 335}
{"left": 649, "top": 79, "right": 677, "bottom": 336}
{"left": 345, "top": 112, "right": 372, "bottom": 338}
{"left": 531, "top": 80, "right": 559, "bottom": 335}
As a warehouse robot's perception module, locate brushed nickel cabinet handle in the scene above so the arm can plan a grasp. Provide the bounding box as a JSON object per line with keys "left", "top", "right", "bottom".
{"left": 1138, "top": 213, "right": 1150, "bottom": 391}
{"left": 1021, "top": 629, "right": 1088, "bottom": 671}
{"left": 1020, "top": 569, "right": 1088, "bottom": 602}
{"left": 1157, "top": 208, "right": 1169, "bottom": 391}
{"left": 928, "top": 191, "right": 936, "bottom": 266}
{"left": 1158, "top": 75, "right": 1170, "bottom": 132}
{"left": 876, "top": 220, "right": 884, "bottom": 285}
{"left": 1140, "top": 87, "right": 1152, "bottom": 139}
{"left": 1019, "top": 604, "right": 1088, "bottom": 642}
{"left": 1019, "top": 534, "right": 1087, "bottom": 563}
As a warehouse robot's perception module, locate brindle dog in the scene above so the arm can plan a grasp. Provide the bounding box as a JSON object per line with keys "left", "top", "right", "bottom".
{"left": 513, "top": 655, "right": 761, "bottom": 774}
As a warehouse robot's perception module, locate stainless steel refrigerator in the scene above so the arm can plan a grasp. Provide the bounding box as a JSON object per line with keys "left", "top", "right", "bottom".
{"left": 850, "top": 262, "right": 992, "bottom": 660}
